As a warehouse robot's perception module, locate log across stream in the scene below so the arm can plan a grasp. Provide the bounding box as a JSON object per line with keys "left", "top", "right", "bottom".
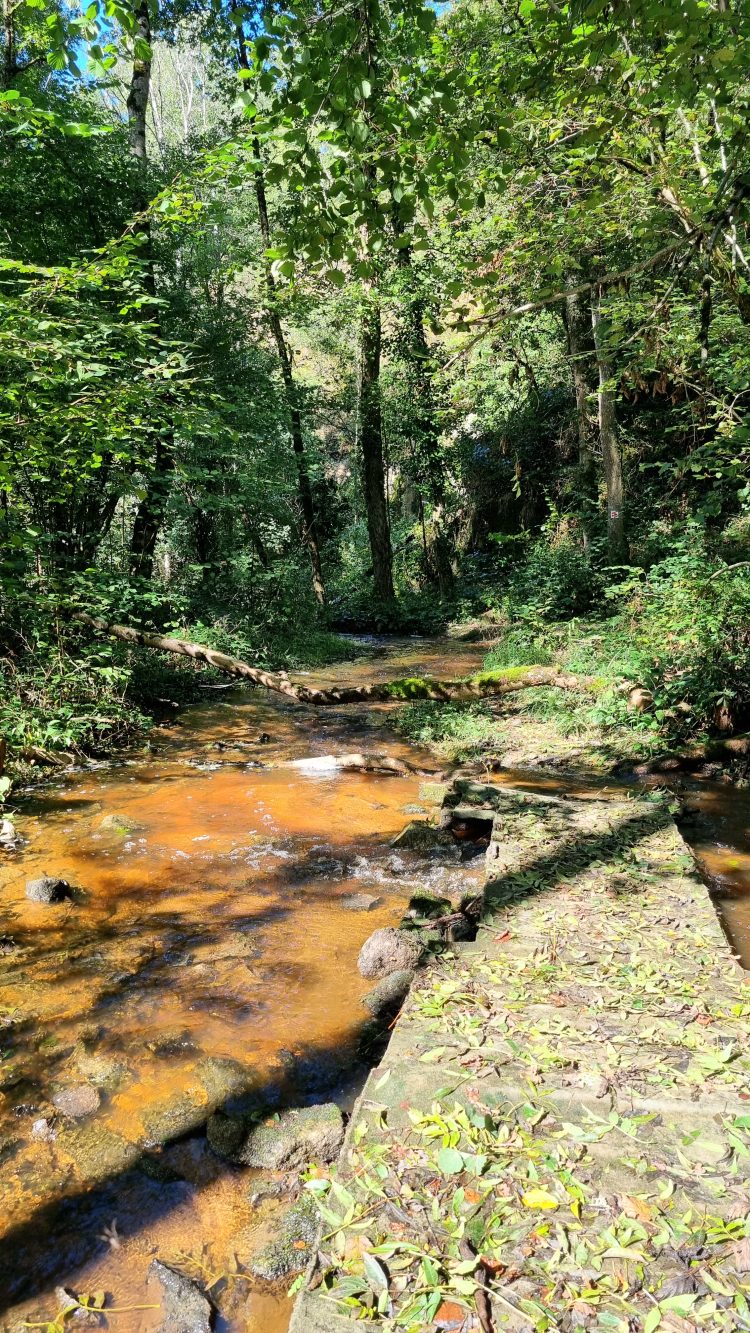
{"left": 0, "top": 636, "right": 748, "bottom": 1333}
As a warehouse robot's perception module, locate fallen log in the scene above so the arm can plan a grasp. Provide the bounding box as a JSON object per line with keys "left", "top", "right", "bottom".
{"left": 74, "top": 612, "right": 604, "bottom": 706}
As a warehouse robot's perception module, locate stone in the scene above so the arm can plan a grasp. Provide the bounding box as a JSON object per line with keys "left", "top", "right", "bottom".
{"left": 31, "top": 1117, "right": 56, "bottom": 1142}
{"left": 339, "top": 893, "right": 382, "bottom": 912}
{"left": 206, "top": 1110, "right": 247, "bottom": 1160}
{"left": 247, "top": 1193, "right": 319, "bottom": 1282}
{"left": 390, "top": 821, "right": 449, "bottom": 852}
{"left": 209, "top": 1103, "right": 344, "bottom": 1170}
{"left": 357, "top": 927, "right": 423, "bottom": 979}
{"left": 52, "top": 1084, "right": 101, "bottom": 1118}
{"left": 99, "top": 813, "right": 144, "bottom": 835}
{"left": 146, "top": 1031, "right": 198, "bottom": 1059}
{"left": 74, "top": 1049, "right": 131, "bottom": 1091}
{"left": 406, "top": 891, "right": 452, "bottom": 919}
{"left": 0, "top": 818, "right": 22, "bottom": 850}
{"left": 148, "top": 1261, "right": 212, "bottom": 1333}
{"left": 196, "top": 1056, "right": 251, "bottom": 1107}
{"left": 58, "top": 1123, "right": 140, "bottom": 1182}
{"left": 141, "top": 1093, "right": 205, "bottom": 1146}
{"left": 418, "top": 781, "right": 451, "bottom": 807}
{"left": 26, "top": 876, "right": 72, "bottom": 904}
{"left": 362, "top": 970, "right": 414, "bottom": 1018}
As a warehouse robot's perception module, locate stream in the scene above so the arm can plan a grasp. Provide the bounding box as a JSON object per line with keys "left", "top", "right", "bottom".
{"left": 1, "top": 634, "right": 749, "bottom": 1332}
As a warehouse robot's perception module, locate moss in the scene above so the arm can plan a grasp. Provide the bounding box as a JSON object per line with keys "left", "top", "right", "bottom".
{"left": 382, "top": 676, "right": 438, "bottom": 699}
{"left": 470, "top": 666, "right": 547, "bottom": 685}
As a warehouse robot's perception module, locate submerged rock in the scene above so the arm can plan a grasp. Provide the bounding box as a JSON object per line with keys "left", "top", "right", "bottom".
{"left": 25, "top": 875, "right": 73, "bottom": 904}
{"left": 340, "top": 893, "right": 382, "bottom": 912}
{"left": 58, "top": 1122, "right": 140, "bottom": 1181}
{"left": 196, "top": 1056, "right": 251, "bottom": 1107}
{"left": 362, "top": 969, "right": 414, "bottom": 1018}
{"left": 74, "top": 1048, "right": 131, "bottom": 1092}
{"left": 208, "top": 1102, "right": 344, "bottom": 1170}
{"left": 148, "top": 1260, "right": 213, "bottom": 1333}
{"left": 390, "top": 821, "right": 449, "bottom": 852}
{"left": 358, "top": 927, "right": 423, "bottom": 979}
{"left": 247, "top": 1193, "right": 319, "bottom": 1281}
{"left": 141, "top": 1093, "right": 205, "bottom": 1145}
{"left": 99, "top": 813, "right": 144, "bottom": 835}
{"left": 52, "top": 1084, "right": 101, "bottom": 1119}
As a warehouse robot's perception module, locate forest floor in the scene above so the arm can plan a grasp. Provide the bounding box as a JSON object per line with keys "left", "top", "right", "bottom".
{"left": 291, "top": 780, "right": 750, "bottom": 1333}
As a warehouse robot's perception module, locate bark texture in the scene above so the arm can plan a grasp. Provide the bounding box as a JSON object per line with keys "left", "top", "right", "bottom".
{"left": 358, "top": 293, "right": 394, "bottom": 602}
{"left": 75, "top": 612, "right": 601, "bottom": 706}
{"left": 591, "top": 292, "right": 627, "bottom": 562}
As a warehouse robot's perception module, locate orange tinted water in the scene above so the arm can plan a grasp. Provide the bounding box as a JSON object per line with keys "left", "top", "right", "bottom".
{"left": 0, "top": 637, "right": 485, "bottom": 1332}
{"left": 2, "top": 636, "right": 749, "bottom": 1331}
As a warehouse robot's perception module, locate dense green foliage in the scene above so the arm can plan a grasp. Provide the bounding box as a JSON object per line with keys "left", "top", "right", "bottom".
{"left": 2, "top": 0, "right": 750, "bottom": 767}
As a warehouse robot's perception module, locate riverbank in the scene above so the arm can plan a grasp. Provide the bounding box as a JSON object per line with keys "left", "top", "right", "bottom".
{"left": 291, "top": 779, "right": 750, "bottom": 1332}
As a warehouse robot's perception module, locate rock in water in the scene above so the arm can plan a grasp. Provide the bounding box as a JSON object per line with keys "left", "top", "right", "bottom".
{"left": 99, "top": 813, "right": 144, "bottom": 834}
{"left": 390, "top": 821, "right": 450, "bottom": 851}
{"left": 148, "top": 1261, "right": 212, "bottom": 1333}
{"left": 362, "top": 969, "right": 414, "bottom": 1017}
{"left": 26, "top": 876, "right": 72, "bottom": 904}
{"left": 248, "top": 1194, "right": 319, "bottom": 1281}
{"left": 357, "top": 927, "right": 423, "bottom": 979}
{"left": 340, "top": 893, "right": 382, "bottom": 912}
{"left": 208, "top": 1102, "right": 344, "bottom": 1170}
{"left": 52, "top": 1084, "right": 101, "bottom": 1118}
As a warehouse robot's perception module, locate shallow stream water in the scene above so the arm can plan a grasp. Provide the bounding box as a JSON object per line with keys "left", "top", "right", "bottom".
{"left": 1, "top": 635, "right": 749, "bottom": 1332}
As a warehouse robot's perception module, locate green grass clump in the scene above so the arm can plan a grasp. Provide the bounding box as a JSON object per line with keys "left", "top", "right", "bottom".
{"left": 394, "top": 700, "right": 500, "bottom": 760}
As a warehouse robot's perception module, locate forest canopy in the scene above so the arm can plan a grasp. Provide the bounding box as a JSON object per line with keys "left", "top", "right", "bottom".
{"left": 2, "top": 0, "right": 750, "bottom": 761}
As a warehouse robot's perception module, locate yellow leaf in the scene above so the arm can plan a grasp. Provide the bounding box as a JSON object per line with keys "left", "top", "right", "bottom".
{"left": 521, "top": 1188, "right": 559, "bottom": 1210}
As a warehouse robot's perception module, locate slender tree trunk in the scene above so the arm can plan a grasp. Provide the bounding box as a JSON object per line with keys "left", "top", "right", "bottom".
{"left": 251, "top": 136, "right": 325, "bottom": 604}
{"left": 562, "top": 284, "right": 597, "bottom": 548}
{"left": 395, "top": 238, "right": 453, "bottom": 594}
{"left": 358, "top": 291, "right": 394, "bottom": 602}
{"left": 125, "top": 0, "right": 174, "bottom": 582}
{"left": 2, "top": 0, "right": 15, "bottom": 90}
{"left": 590, "top": 291, "right": 627, "bottom": 563}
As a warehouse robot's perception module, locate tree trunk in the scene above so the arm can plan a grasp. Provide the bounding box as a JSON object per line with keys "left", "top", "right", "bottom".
{"left": 74, "top": 612, "right": 601, "bottom": 705}
{"left": 125, "top": 0, "right": 174, "bottom": 581}
{"left": 590, "top": 291, "right": 627, "bottom": 563}
{"left": 251, "top": 134, "right": 325, "bottom": 605}
{"left": 395, "top": 237, "right": 453, "bottom": 594}
{"left": 357, "top": 292, "right": 394, "bottom": 602}
{"left": 562, "top": 284, "right": 597, "bottom": 548}
{"left": 2, "top": 0, "right": 15, "bottom": 90}
{"left": 126, "top": 0, "right": 151, "bottom": 164}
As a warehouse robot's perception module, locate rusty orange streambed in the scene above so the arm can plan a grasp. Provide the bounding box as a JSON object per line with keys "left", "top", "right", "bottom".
{"left": 0, "top": 637, "right": 486, "bottom": 1332}
{"left": 1, "top": 634, "right": 749, "bottom": 1332}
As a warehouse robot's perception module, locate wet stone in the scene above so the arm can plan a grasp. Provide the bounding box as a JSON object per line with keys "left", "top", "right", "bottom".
{"left": 339, "top": 893, "right": 382, "bottom": 912}
{"left": 146, "top": 1031, "right": 199, "bottom": 1059}
{"left": 209, "top": 1103, "right": 344, "bottom": 1170}
{"left": 362, "top": 969, "right": 414, "bottom": 1018}
{"left": 148, "top": 1260, "right": 213, "bottom": 1333}
{"left": 74, "top": 1048, "right": 131, "bottom": 1091}
{"left": 358, "top": 927, "right": 423, "bottom": 979}
{"left": 25, "top": 876, "right": 72, "bottom": 904}
{"left": 52, "top": 1084, "right": 101, "bottom": 1119}
{"left": 196, "top": 1056, "right": 252, "bottom": 1108}
{"left": 59, "top": 1123, "right": 140, "bottom": 1182}
{"left": 390, "top": 821, "right": 448, "bottom": 852}
{"left": 247, "top": 1192, "right": 319, "bottom": 1282}
{"left": 141, "top": 1093, "right": 206, "bottom": 1145}
{"left": 99, "top": 813, "right": 145, "bottom": 835}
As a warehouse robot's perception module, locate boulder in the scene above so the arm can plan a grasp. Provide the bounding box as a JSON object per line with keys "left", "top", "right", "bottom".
{"left": 208, "top": 1103, "right": 344, "bottom": 1170}
{"left": 148, "top": 1261, "right": 212, "bottom": 1333}
{"left": 339, "top": 893, "right": 382, "bottom": 912}
{"left": 361, "top": 969, "right": 414, "bottom": 1018}
{"left": 357, "top": 927, "right": 423, "bottom": 979}
{"left": 26, "top": 876, "right": 72, "bottom": 904}
{"left": 141, "top": 1093, "right": 205, "bottom": 1145}
{"left": 196, "top": 1056, "right": 251, "bottom": 1107}
{"left": 247, "top": 1194, "right": 319, "bottom": 1282}
{"left": 52, "top": 1084, "right": 101, "bottom": 1118}
{"left": 390, "top": 821, "right": 449, "bottom": 852}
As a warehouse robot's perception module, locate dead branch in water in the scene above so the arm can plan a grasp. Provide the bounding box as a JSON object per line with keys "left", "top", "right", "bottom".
{"left": 74, "top": 613, "right": 604, "bottom": 705}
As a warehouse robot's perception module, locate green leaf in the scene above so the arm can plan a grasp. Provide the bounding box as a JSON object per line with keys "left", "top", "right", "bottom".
{"left": 437, "top": 1147, "right": 464, "bottom": 1175}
